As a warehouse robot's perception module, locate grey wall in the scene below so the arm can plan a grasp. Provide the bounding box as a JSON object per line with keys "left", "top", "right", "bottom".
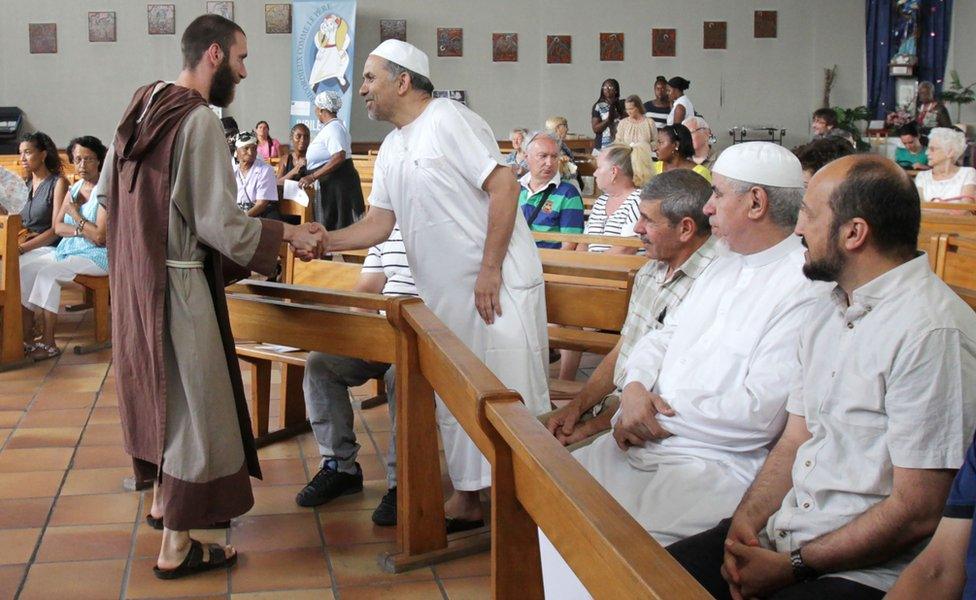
{"left": 1, "top": 0, "right": 868, "bottom": 151}
{"left": 947, "top": 0, "right": 976, "bottom": 125}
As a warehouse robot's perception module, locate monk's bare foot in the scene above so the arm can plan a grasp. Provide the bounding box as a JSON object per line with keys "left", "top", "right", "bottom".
{"left": 444, "top": 490, "right": 483, "bottom": 522}
{"left": 157, "top": 530, "right": 236, "bottom": 570}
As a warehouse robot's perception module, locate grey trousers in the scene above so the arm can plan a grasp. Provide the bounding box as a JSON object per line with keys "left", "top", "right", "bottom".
{"left": 302, "top": 351, "right": 397, "bottom": 487}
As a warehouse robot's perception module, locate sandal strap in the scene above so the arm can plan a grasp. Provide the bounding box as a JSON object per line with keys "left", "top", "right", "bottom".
{"left": 182, "top": 539, "right": 205, "bottom": 569}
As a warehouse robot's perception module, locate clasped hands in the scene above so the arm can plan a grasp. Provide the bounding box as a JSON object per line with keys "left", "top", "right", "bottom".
{"left": 286, "top": 222, "right": 329, "bottom": 261}
{"left": 720, "top": 516, "right": 795, "bottom": 600}
{"left": 611, "top": 382, "right": 675, "bottom": 450}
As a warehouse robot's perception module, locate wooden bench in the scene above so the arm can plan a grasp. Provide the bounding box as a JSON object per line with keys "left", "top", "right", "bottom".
{"left": 0, "top": 215, "right": 29, "bottom": 371}
{"left": 919, "top": 207, "right": 976, "bottom": 251}
{"left": 68, "top": 274, "right": 111, "bottom": 353}
{"left": 929, "top": 234, "right": 976, "bottom": 310}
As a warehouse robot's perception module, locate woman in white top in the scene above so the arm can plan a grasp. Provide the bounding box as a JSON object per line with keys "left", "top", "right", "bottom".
{"left": 580, "top": 142, "right": 652, "bottom": 255}
{"left": 666, "top": 76, "right": 694, "bottom": 126}
{"left": 299, "top": 90, "right": 365, "bottom": 230}
{"left": 615, "top": 95, "right": 656, "bottom": 146}
{"left": 915, "top": 127, "right": 976, "bottom": 203}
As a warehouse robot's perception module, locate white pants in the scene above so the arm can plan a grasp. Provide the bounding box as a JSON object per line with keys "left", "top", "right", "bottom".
{"left": 538, "top": 432, "right": 748, "bottom": 599}
{"left": 21, "top": 249, "right": 106, "bottom": 313}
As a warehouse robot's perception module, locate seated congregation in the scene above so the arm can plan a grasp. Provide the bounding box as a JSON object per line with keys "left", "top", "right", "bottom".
{"left": 4, "top": 13, "right": 976, "bottom": 600}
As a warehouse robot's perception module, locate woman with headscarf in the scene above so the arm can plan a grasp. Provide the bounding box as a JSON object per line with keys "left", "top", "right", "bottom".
{"left": 232, "top": 131, "right": 280, "bottom": 219}
{"left": 666, "top": 76, "right": 694, "bottom": 126}
{"left": 299, "top": 91, "right": 365, "bottom": 230}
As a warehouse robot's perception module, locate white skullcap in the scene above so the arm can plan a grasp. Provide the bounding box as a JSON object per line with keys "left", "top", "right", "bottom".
{"left": 712, "top": 142, "right": 805, "bottom": 188}
{"left": 314, "top": 90, "right": 343, "bottom": 113}
{"left": 370, "top": 39, "right": 430, "bottom": 78}
{"left": 234, "top": 131, "right": 257, "bottom": 148}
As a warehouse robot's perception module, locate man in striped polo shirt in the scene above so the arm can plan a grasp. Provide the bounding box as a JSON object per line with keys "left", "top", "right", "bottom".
{"left": 295, "top": 226, "right": 416, "bottom": 528}
{"left": 518, "top": 132, "right": 585, "bottom": 250}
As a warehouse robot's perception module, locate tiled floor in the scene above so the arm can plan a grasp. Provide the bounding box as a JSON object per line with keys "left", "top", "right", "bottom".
{"left": 0, "top": 295, "right": 495, "bottom": 600}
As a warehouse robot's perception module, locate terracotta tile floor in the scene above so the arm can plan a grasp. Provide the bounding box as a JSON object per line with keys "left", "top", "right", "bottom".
{"left": 0, "top": 300, "right": 499, "bottom": 599}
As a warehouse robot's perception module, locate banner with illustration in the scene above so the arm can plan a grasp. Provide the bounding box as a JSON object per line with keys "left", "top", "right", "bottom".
{"left": 291, "top": 0, "right": 357, "bottom": 136}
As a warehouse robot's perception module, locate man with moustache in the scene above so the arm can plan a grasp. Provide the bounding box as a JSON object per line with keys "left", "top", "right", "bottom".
{"left": 322, "top": 40, "right": 549, "bottom": 530}
{"left": 544, "top": 169, "right": 717, "bottom": 446}
{"left": 670, "top": 154, "right": 976, "bottom": 600}
{"left": 96, "top": 14, "right": 325, "bottom": 579}
{"left": 539, "top": 142, "right": 827, "bottom": 599}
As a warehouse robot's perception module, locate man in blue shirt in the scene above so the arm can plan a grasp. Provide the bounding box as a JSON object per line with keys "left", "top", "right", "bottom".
{"left": 517, "top": 132, "right": 584, "bottom": 249}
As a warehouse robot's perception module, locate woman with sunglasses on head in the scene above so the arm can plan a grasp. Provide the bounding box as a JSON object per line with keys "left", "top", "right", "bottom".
{"left": 20, "top": 136, "right": 109, "bottom": 360}
{"left": 299, "top": 91, "right": 364, "bottom": 230}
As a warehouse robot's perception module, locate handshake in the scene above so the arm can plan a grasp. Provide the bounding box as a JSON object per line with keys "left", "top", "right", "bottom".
{"left": 285, "top": 222, "right": 329, "bottom": 261}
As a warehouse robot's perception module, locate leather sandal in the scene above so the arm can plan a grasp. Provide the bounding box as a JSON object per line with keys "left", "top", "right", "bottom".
{"left": 153, "top": 539, "right": 237, "bottom": 580}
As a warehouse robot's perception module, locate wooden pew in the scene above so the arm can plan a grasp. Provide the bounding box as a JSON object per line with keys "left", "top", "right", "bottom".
{"left": 533, "top": 231, "right": 644, "bottom": 250}
{"left": 919, "top": 208, "right": 976, "bottom": 251}
{"left": 929, "top": 234, "right": 976, "bottom": 309}
{"left": 69, "top": 275, "right": 111, "bottom": 353}
{"left": 0, "top": 215, "right": 30, "bottom": 371}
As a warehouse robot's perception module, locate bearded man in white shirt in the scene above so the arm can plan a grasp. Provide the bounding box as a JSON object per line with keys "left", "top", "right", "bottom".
{"left": 669, "top": 154, "right": 976, "bottom": 599}
{"left": 539, "top": 142, "right": 828, "bottom": 599}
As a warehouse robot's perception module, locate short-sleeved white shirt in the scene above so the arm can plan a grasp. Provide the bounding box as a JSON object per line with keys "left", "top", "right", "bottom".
{"left": 667, "top": 96, "right": 695, "bottom": 126}
{"left": 233, "top": 158, "right": 278, "bottom": 211}
{"left": 766, "top": 255, "right": 976, "bottom": 592}
{"left": 915, "top": 166, "right": 976, "bottom": 201}
{"left": 306, "top": 119, "right": 352, "bottom": 171}
{"left": 584, "top": 189, "right": 642, "bottom": 253}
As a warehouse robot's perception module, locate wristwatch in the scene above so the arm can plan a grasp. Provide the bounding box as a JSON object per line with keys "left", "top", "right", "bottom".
{"left": 790, "top": 548, "right": 820, "bottom": 582}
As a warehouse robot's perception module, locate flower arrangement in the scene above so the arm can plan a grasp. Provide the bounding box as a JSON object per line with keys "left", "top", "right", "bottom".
{"left": 885, "top": 108, "right": 913, "bottom": 132}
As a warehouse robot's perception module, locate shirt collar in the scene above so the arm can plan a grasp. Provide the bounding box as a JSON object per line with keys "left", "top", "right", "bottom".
{"left": 741, "top": 234, "right": 802, "bottom": 268}
{"left": 832, "top": 253, "right": 929, "bottom": 310}
{"left": 520, "top": 171, "right": 562, "bottom": 195}
{"left": 650, "top": 235, "right": 720, "bottom": 284}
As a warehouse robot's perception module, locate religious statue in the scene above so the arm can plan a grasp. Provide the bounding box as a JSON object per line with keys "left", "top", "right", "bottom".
{"left": 892, "top": 0, "right": 920, "bottom": 64}
{"left": 308, "top": 15, "right": 351, "bottom": 93}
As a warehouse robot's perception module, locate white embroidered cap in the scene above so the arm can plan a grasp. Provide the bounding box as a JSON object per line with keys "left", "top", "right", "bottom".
{"left": 712, "top": 141, "right": 805, "bottom": 188}
{"left": 369, "top": 39, "right": 430, "bottom": 78}
{"left": 314, "top": 90, "right": 343, "bottom": 113}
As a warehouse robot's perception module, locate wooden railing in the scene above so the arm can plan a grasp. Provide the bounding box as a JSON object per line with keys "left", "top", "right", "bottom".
{"left": 225, "top": 281, "right": 709, "bottom": 598}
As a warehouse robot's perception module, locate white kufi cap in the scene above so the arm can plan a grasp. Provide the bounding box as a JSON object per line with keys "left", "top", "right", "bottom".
{"left": 314, "top": 90, "right": 343, "bottom": 113}
{"left": 712, "top": 142, "right": 805, "bottom": 188}
{"left": 369, "top": 39, "right": 430, "bottom": 78}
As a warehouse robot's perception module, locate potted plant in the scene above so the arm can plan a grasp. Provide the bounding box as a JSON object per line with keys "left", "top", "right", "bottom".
{"left": 832, "top": 105, "right": 871, "bottom": 151}
{"left": 941, "top": 70, "right": 976, "bottom": 122}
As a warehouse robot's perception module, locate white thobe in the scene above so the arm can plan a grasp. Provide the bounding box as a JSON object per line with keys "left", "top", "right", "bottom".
{"left": 540, "top": 235, "right": 829, "bottom": 599}
{"left": 369, "top": 98, "right": 550, "bottom": 490}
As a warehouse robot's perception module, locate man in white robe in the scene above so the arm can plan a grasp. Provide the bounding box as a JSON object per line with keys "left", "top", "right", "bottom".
{"left": 324, "top": 40, "right": 549, "bottom": 528}
{"left": 539, "top": 142, "right": 830, "bottom": 598}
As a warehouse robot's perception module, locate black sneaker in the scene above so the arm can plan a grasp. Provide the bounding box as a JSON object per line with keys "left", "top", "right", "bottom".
{"left": 295, "top": 460, "right": 364, "bottom": 507}
{"left": 371, "top": 486, "right": 397, "bottom": 526}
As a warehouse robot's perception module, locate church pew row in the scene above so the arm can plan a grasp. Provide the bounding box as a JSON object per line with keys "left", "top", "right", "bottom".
{"left": 225, "top": 281, "right": 708, "bottom": 598}
{"left": 0, "top": 215, "right": 29, "bottom": 371}
{"left": 929, "top": 234, "right": 976, "bottom": 310}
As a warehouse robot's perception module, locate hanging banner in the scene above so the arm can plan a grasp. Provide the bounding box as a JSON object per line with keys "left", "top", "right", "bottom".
{"left": 291, "top": 0, "right": 358, "bottom": 136}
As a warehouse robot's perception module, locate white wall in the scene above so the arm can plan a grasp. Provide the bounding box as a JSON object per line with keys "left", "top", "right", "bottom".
{"left": 0, "top": 0, "right": 866, "bottom": 151}
{"left": 947, "top": 0, "right": 976, "bottom": 125}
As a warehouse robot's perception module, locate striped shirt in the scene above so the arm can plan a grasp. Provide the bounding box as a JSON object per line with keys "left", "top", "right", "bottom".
{"left": 612, "top": 235, "right": 719, "bottom": 389}
{"left": 362, "top": 226, "right": 418, "bottom": 297}
{"left": 643, "top": 101, "right": 671, "bottom": 129}
{"left": 584, "top": 189, "right": 642, "bottom": 253}
{"left": 518, "top": 173, "right": 585, "bottom": 249}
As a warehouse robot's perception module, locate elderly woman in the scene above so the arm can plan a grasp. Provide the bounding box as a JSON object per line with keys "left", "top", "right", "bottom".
{"left": 20, "top": 136, "right": 109, "bottom": 360}
{"left": 915, "top": 127, "right": 976, "bottom": 202}
{"left": 254, "top": 120, "right": 282, "bottom": 162}
{"left": 666, "top": 76, "right": 695, "bottom": 126}
{"left": 233, "top": 131, "right": 280, "bottom": 219}
{"left": 895, "top": 122, "right": 930, "bottom": 171}
{"left": 915, "top": 81, "right": 953, "bottom": 133}
{"left": 653, "top": 124, "right": 712, "bottom": 182}
{"left": 615, "top": 95, "right": 656, "bottom": 146}
{"left": 299, "top": 91, "right": 365, "bottom": 230}
{"left": 505, "top": 128, "right": 529, "bottom": 177}
{"left": 277, "top": 123, "right": 312, "bottom": 183}
{"left": 682, "top": 116, "right": 714, "bottom": 167}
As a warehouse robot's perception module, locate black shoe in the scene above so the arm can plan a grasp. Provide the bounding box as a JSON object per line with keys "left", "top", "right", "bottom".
{"left": 295, "top": 460, "right": 364, "bottom": 507}
{"left": 371, "top": 486, "right": 397, "bottom": 526}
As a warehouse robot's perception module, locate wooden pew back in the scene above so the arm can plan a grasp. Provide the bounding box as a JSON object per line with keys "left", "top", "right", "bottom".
{"left": 0, "top": 215, "right": 25, "bottom": 368}
{"left": 930, "top": 234, "right": 976, "bottom": 309}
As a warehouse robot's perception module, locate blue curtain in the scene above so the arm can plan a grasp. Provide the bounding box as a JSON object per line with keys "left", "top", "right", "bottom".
{"left": 865, "top": 0, "right": 954, "bottom": 119}
{"left": 866, "top": 0, "right": 897, "bottom": 119}
{"left": 917, "top": 0, "right": 953, "bottom": 93}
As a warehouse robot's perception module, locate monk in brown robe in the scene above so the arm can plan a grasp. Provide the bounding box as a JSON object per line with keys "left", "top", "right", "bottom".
{"left": 96, "top": 14, "right": 325, "bottom": 579}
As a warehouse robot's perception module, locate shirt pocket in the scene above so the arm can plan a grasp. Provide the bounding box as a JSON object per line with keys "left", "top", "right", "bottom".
{"left": 406, "top": 155, "right": 455, "bottom": 229}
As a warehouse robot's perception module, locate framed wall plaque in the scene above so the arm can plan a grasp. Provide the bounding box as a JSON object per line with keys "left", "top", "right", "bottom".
{"left": 265, "top": 4, "right": 291, "bottom": 34}
{"left": 755, "top": 11, "right": 777, "bottom": 38}
{"left": 88, "top": 12, "right": 117, "bottom": 43}
{"left": 547, "top": 35, "right": 571, "bottom": 64}
{"left": 600, "top": 32, "right": 624, "bottom": 61}
{"left": 147, "top": 4, "right": 176, "bottom": 35}
{"left": 28, "top": 23, "right": 57, "bottom": 54}
{"left": 652, "top": 28, "right": 676, "bottom": 57}
{"left": 380, "top": 19, "right": 406, "bottom": 42}
{"left": 492, "top": 33, "right": 518, "bottom": 62}
{"left": 437, "top": 27, "right": 463, "bottom": 57}
{"left": 207, "top": 1, "right": 234, "bottom": 21}
{"left": 703, "top": 21, "right": 726, "bottom": 49}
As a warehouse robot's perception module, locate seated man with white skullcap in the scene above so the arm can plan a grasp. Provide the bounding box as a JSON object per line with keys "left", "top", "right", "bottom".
{"left": 299, "top": 90, "right": 365, "bottom": 230}
{"left": 539, "top": 142, "right": 830, "bottom": 599}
